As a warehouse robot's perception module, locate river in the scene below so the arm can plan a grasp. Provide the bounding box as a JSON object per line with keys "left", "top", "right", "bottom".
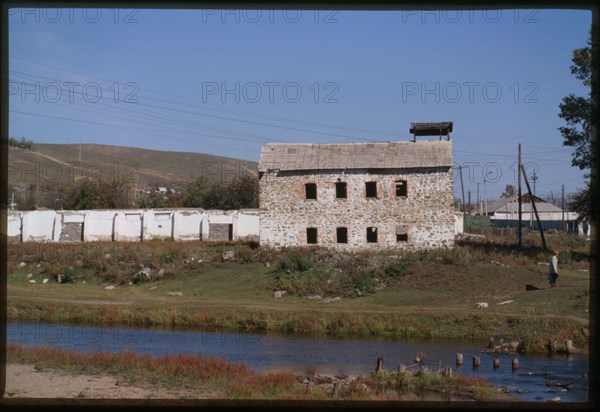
{"left": 6, "top": 322, "right": 589, "bottom": 403}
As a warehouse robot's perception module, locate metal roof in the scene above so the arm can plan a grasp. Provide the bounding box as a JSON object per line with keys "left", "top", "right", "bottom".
{"left": 258, "top": 140, "right": 452, "bottom": 172}
{"left": 487, "top": 195, "right": 565, "bottom": 214}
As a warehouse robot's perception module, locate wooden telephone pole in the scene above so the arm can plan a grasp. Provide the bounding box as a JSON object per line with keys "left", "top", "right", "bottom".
{"left": 521, "top": 164, "right": 548, "bottom": 252}
{"left": 517, "top": 144, "right": 522, "bottom": 246}
{"left": 459, "top": 165, "right": 465, "bottom": 214}
{"left": 562, "top": 184, "right": 565, "bottom": 231}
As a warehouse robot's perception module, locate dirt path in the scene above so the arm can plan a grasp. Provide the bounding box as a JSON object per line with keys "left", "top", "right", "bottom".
{"left": 4, "top": 363, "right": 222, "bottom": 399}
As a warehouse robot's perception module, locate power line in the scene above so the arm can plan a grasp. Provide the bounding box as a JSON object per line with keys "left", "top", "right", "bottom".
{"left": 10, "top": 57, "right": 397, "bottom": 140}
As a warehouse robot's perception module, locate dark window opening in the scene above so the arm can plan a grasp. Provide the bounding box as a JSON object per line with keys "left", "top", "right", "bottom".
{"left": 307, "top": 227, "right": 318, "bottom": 244}
{"left": 336, "top": 227, "right": 348, "bottom": 244}
{"left": 396, "top": 225, "right": 408, "bottom": 242}
{"left": 366, "top": 227, "right": 378, "bottom": 243}
{"left": 335, "top": 182, "right": 347, "bottom": 199}
{"left": 366, "top": 181, "right": 377, "bottom": 198}
{"left": 228, "top": 224, "right": 233, "bottom": 241}
{"left": 395, "top": 180, "right": 407, "bottom": 197}
{"left": 305, "top": 183, "right": 317, "bottom": 200}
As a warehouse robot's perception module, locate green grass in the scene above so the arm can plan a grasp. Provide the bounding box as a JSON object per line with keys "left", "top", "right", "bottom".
{"left": 7, "top": 233, "right": 590, "bottom": 351}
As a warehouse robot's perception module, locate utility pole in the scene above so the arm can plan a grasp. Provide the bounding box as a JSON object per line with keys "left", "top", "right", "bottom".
{"left": 483, "top": 171, "right": 491, "bottom": 216}
{"left": 468, "top": 190, "right": 471, "bottom": 215}
{"left": 477, "top": 183, "right": 480, "bottom": 215}
{"left": 459, "top": 165, "right": 465, "bottom": 214}
{"left": 532, "top": 172, "right": 538, "bottom": 195}
{"left": 483, "top": 177, "right": 487, "bottom": 215}
{"left": 551, "top": 190, "right": 556, "bottom": 206}
{"left": 517, "top": 144, "right": 522, "bottom": 246}
{"left": 521, "top": 164, "right": 548, "bottom": 251}
{"left": 562, "top": 184, "right": 565, "bottom": 232}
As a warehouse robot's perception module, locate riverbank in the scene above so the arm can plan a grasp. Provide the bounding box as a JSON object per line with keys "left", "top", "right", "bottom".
{"left": 6, "top": 233, "right": 590, "bottom": 352}
{"left": 4, "top": 343, "right": 511, "bottom": 401}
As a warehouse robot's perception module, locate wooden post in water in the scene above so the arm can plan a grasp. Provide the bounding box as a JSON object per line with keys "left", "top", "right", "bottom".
{"left": 375, "top": 357, "right": 384, "bottom": 374}
{"left": 493, "top": 358, "right": 500, "bottom": 369}
{"left": 398, "top": 364, "right": 406, "bottom": 373}
{"left": 456, "top": 353, "right": 463, "bottom": 366}
{"left": 332, "top": 382, "right": 340, "bottom": 397}
{"left": 444, "top": 367, "right": 452, "bottom": 377}
{"left": 512, "top": 358, "right": 520, "bottom": 370}
{"left": 473, "top": 356, "right": 480, "bottom": 368}
{"left": 565, "top": 340, "right": 574, "bottom": 354}
{"left": 548, "top": 340, "right": 557, "bottom": 353}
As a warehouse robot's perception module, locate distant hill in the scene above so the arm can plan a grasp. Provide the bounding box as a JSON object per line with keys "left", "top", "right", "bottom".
{"left": 8, "top": 144, "right": 258, "bottom": 191}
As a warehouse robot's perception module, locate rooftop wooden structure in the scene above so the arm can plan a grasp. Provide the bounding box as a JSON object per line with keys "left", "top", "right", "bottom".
{"left": 410, "top": 122, "right": 453, "bottom": 141}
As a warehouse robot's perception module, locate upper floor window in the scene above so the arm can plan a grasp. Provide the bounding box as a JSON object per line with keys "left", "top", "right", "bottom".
{"left": 335, "top": 182, "right": 347, "bottom": 199}
{"left": 305, "top": 183, "right": 317, "bottom": 200}
{"left": 395, "top": 180, "right": 407, "bottom": 197}
{"left": 365, "top": 181, "right": 377, "bottom": 198}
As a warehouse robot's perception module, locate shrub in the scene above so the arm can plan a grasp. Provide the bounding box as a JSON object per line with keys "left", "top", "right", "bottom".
{"left": 439, "top": 247, "right": 465, "bottom": 265}
{"left": 278, "top": 252, "right": 313, "bottom": 272}
{"left": 236, "top": 249, "right": 254, "bottom": 264}
{"left": 352, "top": 270, "right": 376, "bottom": 294}
{"left": 133, "top": 273, "right": 147, "bottom": 284}
{"left": 559, "top": 250, "right": 572, "bottom": 265}
{"left": 384, "top": 257, "right": 413, "bottom": 278}
{"left": 62, "top": 267, "right": 76, "bottom": 283}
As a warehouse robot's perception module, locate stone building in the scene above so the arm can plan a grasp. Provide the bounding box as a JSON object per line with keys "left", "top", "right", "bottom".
{"left": 258, "top": 139, "right": 455, "bottom": 250}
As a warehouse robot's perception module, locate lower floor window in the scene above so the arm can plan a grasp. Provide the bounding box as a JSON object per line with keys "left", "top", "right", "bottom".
{"left": 396, "top": 225, "right": 409, "bottom": 242}
{"left": 307, "top": 227, "right": 318, "bottom": 244}
{"left": 366, "top": 227, "right": 378, "bottom": 243}
{"left": 336, "top": 227, "right": 348, "bottom": 243}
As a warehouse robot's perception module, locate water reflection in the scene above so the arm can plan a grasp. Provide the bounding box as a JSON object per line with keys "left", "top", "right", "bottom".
{"left": 7, "top": 323, "right": 588, "bottom": 402}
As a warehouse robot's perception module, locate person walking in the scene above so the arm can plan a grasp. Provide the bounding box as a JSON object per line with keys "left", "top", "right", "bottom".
{"left": 548, "top": 250, "right": 559, "bottom": 287}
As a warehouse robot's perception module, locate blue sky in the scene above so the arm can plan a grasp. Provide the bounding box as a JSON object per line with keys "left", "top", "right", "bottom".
{"left": 8, "top": 6, "right": 591, "bottom": 201}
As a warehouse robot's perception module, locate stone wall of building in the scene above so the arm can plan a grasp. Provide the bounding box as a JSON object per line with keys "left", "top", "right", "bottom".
{"left": 259, "top": 167, "right": 455, "bottom": 250}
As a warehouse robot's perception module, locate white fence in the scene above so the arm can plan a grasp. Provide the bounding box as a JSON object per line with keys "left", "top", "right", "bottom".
{"left": 7, "top": 208, "right": 260, "bottom": 243}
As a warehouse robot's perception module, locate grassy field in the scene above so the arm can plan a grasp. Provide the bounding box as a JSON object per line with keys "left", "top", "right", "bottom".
{"left": 6, "top": 232, "right": 591, "bottom": 351}
{"left": 6, "top": 343, "right": 507, "bottom": 401}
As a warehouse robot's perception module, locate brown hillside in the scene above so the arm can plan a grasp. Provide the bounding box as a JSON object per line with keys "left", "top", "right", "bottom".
{"left": 8, "top": 144, "right": 258, "bottom": 190}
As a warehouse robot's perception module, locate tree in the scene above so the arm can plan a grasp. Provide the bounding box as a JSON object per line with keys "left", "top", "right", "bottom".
{"left": 182, "top": 174, "right": 259, "bottom": 210}
{"left": 59, "top": 176, "right": 132, "bottom": 210}
{"left": 501, "top": 184, "right": 516, "bottom": 198}
{"left": 558, "top": 29, "right": 595, "bottom": 223}
{"left": 183, "top": 176, "right": 213, "bottom": 208}
{"left": 9, "top": 136, "right": 34, "bottom": 150}
{"left": 138, "top": 191, "right": 167, "bottom": 209}
{"left": 224, "top": 175, "right": 259, "bottom": 209}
